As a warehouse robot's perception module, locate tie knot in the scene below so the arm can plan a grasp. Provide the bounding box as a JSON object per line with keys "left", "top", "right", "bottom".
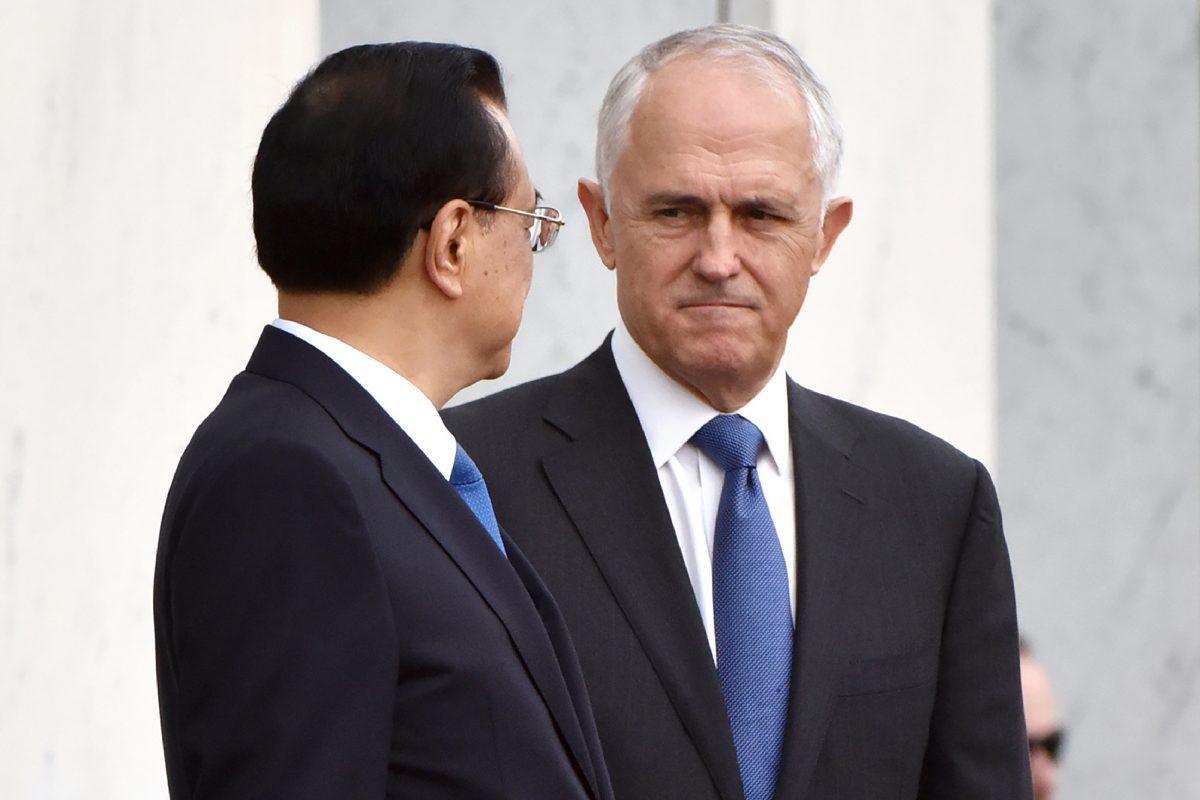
{"left": 450, "top": 443, "right": 483, "bottom": 486}
{"left": 691, "top": 414, "right": 765, "bottom": 471}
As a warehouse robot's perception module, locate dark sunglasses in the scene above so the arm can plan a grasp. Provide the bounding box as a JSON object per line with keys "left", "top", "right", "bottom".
{"left": 1028, "top": 728, "right": 1065, "bottom": 762}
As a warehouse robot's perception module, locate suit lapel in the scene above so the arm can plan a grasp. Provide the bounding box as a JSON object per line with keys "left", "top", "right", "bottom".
{"left": 504, "top": 530, "right": 608, "bottom": 800}
{"left": 773, "top": 381, "right": 868, "bottom": 800}
{"left": 377, "top": 456, "right": 601, "bottom": 800}
{"left": 541, "top": 342, "right": 746, "bottom": 800}
{"left": 245, "top": 326, "right": 600, "bottom": 800}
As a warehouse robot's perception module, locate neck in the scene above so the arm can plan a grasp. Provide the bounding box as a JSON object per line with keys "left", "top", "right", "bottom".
{"left": 277, "top": 289, "right": 473, "bottom": 408}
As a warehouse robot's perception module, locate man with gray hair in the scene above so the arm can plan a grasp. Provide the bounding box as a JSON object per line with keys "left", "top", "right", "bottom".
{"left": 447, "top": 24, "right": 1030, "bottom": 800}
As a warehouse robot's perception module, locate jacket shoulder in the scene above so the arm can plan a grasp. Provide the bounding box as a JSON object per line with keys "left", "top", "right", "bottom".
{"left": 796, "top": 384, "right": 985, "bottom": 489}
{"left": 168, "top": 372, "right": 361, "bottom": 506}
{"left": 445, "top": 370, "right": 567, "bottom": 439}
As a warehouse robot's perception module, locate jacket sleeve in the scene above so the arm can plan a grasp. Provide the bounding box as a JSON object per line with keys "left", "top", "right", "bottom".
{"left": 918, "top": 460, "right": 1033, "bottom": 799}
{"left": 160, "top": 441, "right": 396, "bottom": 799}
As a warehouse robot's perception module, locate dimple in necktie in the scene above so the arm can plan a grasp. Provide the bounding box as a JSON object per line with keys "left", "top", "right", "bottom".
{"left": 692, "top": 414, "right": 792, "bottom": 800}
{"left": 449, "top": 444, "right": 507, "bottom": 556}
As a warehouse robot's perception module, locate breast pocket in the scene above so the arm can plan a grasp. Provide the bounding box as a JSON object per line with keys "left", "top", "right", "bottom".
{"left": 839, "top": 645, "right": 938, "bottom": 696}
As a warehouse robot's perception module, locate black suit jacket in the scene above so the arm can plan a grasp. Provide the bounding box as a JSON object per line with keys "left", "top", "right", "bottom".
{"left": 154, "top": 326, "right": 613, "bottom": 800}
{"left": 445, "top": 338, "right": 1031, "bottom": 800}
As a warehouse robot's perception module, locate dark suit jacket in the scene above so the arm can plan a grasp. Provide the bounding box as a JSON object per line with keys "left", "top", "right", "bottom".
{"left": 154, "top": 326, "right": 613, "bottom": 800}
{"left": 445, "top": 338, "right": 1031, "bottom": 800}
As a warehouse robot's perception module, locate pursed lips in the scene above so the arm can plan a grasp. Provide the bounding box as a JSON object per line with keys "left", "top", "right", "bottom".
{"left": 676, "top": 297, "right": 758, "bottom": 310}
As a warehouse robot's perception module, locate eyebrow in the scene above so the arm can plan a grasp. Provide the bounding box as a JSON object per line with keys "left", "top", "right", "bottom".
{"left": 643, "top": 192, "right": 707, "bottom": 208}
{"left": 735, "top": 195, "right": 796, "bottom": 214}
{"left": 643, "top": 192, "right": 797, "bottom": 214}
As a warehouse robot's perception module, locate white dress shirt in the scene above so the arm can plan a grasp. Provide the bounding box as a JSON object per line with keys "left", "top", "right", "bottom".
{"left": 271, "top": 319, "right": 457, "bottom": 479}
{"left": 610, "top": 321, "right": 797, "bottom": 661}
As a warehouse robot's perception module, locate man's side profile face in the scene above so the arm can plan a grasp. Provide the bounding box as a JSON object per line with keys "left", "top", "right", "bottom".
{"left": 253, "top": 43, "right": 553, "bottom": 405}
{"left": 580, "top": 54, "right": 852, "bottom": 410}
{"left": 457, "top": 103, "right": 537, "bottom": 380}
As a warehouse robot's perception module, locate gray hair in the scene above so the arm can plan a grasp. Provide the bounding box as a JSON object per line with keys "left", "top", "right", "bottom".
{"left": 595, "top": 24, "right": 844, "bottom": 205}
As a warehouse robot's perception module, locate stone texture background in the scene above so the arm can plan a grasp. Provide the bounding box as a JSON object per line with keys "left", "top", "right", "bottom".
{"left": 995, "top": 0, "right": 1200, "bottom": 796}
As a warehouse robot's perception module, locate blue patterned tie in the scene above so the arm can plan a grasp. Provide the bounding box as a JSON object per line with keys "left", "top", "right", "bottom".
{"left": 692, "top": 414, "right": 792, "bottom": 800}
{"left": 449, "top": 444, "right": 507, "bottom": 556}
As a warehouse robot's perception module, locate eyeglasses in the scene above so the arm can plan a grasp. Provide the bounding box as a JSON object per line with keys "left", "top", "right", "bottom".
{"left": 468, "top": 201, "right": 565, "bottom": 253}
{"left": 1028, "top": 729, "right": 1065, "bottom": 762}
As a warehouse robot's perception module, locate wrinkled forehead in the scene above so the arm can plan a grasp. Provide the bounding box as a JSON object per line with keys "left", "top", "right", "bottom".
{"left": 638, "top": 55, "right": 808, "bottom": 135}
{"left": 613, "top": 56, "right": 817, "bottom": 201}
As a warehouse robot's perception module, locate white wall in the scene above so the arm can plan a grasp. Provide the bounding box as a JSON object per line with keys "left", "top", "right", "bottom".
{"left": 0, "top": 2, "right": 318, "bottom": 795}
{"left": 773, "top": 0, "right": 997, "bottom": 465}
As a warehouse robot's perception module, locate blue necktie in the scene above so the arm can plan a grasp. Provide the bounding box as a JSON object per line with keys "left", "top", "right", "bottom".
{"left": 449, "top": 444, "right": 507, "bottom": 556}
{"left": 692, "top": 414, "right": 792, "bottom": 800}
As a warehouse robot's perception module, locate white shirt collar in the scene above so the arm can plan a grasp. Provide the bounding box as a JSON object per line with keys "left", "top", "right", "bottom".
{"left": 270, "top": 318, "right": 458, "bottom": 479}
{"left": 610, "top": 319, "right": 791, "bottom": 473}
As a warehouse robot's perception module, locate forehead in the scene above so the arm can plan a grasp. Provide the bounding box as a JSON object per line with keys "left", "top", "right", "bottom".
{"left": 616, "top": 55, "right": 815, "bottom": 199}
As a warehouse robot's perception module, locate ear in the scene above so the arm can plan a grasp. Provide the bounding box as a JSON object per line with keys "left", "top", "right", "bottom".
{"left": 811, "top": 196, "right": 853, "bottom": 274}
{"left": 424, "top": 199, "right": 475, "bottom": 299}
{"left": 577, "top": 178, "right": 617, "bottom": 270}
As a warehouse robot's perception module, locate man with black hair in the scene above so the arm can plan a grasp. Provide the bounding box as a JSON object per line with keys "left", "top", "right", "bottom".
{"left": 153, "top": 42, "right": 608, "bottom": 800}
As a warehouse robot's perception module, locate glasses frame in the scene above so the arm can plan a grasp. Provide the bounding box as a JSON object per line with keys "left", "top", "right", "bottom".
{"left": 468, "top": 200, "right": 565, "bottom": 253}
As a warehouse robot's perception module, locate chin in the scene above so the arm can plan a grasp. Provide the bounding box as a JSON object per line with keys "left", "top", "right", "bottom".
{"left": 666, "top": 334, "right": 781, "bottom": 405}
{"left": 480, "top": 348, "right": 512, "bottom": 382}
{"left": 679, "top": 329, "right": 762, "bottom": 373}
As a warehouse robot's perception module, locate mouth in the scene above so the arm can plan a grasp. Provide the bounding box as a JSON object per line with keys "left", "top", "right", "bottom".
{"left": 677, "top": 301, "right": 756, "bottom": 311}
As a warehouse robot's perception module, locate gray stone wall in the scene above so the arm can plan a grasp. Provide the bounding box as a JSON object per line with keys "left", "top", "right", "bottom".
{"left": 996, "top": 0, "right": 1200, "bottom": 796}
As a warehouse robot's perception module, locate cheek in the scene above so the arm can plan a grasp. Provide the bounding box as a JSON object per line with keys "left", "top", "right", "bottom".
{"left": 498, "top": 238, "right": 532, "bottom": 292}
{"left": 516, "top": 254, "right": 533, "bottom": 294}
{"left": 484, "top": 249, "right": 531, "bottom": 328}
{"left": 768, "top": 272, "right": 810, "bottom": 329}
{"left": 767, "top": 223, "right": 819, "bottom": 260}
{"left": 616, "top": 234, "right": 693, "bottom": 296}
{"left": 617, "top": 265, "right": 683, "bottom": 333}
{"left": 508, "top": 264, "right": 533, "bottom": 323}
{"left": 764, "top": 239, "right": 817, "bottom": 307}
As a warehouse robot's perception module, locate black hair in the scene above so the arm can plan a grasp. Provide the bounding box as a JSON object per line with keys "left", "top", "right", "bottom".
{"left": 251, "top": 42, "right": 512, "bottom": 293}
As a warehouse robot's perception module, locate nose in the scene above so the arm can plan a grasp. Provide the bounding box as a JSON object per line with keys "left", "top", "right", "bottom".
{"left": 692, "top": 212, "right": 741, "bottom": 282}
